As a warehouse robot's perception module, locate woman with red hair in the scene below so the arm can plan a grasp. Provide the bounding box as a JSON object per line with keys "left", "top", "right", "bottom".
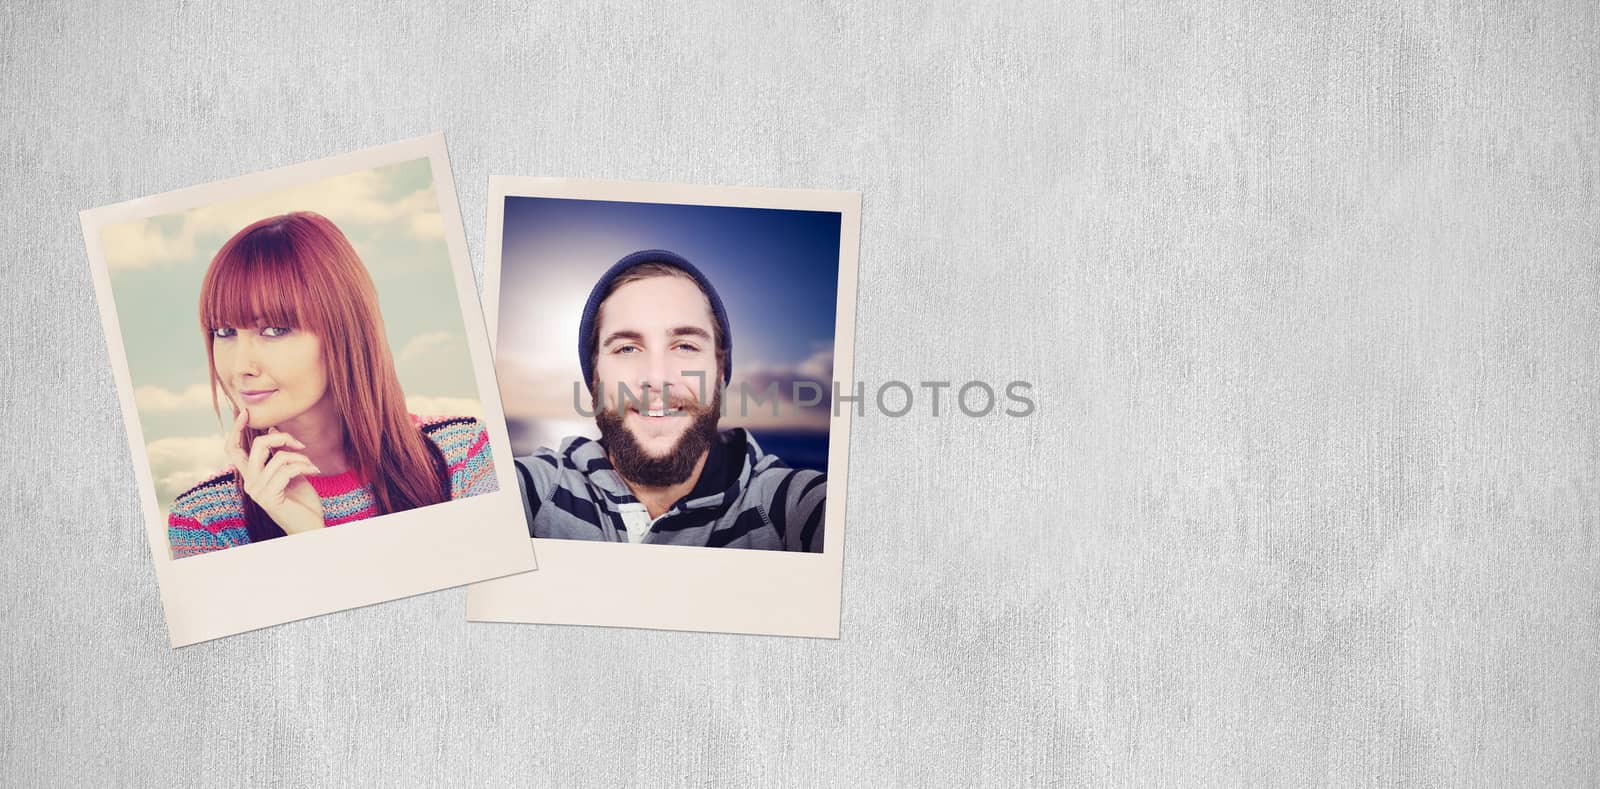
{"left": 166, "top": 211, "right": 496, "bottom": 557}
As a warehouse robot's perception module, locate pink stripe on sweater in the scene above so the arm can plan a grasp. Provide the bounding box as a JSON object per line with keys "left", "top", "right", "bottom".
{"left": 306, "top": 469, "right": 366, "bottom": 498}
{"left": 170, "top": 514, "right": 246, "bottom": 535}
{"left": 449, "top": 430, "right": 490, "bottom": 474}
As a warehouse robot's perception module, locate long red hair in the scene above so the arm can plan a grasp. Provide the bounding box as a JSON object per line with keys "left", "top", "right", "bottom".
{"left": 199, "top": 211, "right": 447, "bottom": 541}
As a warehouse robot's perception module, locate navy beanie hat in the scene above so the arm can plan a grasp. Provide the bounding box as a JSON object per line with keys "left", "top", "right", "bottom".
{"left": 578, "top": 249, "right": 733, "bottom": 394}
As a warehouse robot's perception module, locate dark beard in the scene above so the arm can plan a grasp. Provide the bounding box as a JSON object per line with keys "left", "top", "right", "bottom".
{"left": 594, "top": 387, "right": 722, "bottom": 488}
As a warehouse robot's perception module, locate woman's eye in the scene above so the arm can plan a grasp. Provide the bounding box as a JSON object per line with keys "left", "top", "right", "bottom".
{"left": 260, "top": 326, "right": 292, "bottom": 338}
{"left": 211, "top": 327, "right": 237, "bottom": 339}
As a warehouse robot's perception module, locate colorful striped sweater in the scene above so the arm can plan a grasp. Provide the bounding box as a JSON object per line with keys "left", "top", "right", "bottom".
{"left": 167, "top": 415, "right": 498, "bottom": 559}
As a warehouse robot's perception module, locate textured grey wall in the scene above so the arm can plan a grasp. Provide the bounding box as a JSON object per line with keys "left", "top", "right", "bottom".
{"left": 4, "top": 1, "right": 1597, "bottom": 785}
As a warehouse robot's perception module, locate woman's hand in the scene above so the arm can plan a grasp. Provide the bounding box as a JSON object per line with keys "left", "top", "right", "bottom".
{"left": 224, "top": 408, "right": 326, "bottom": 535}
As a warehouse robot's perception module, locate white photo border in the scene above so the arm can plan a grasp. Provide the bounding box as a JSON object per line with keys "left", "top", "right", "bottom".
{"left": 470, "top": 176, "right": 860, "bottom": 638}
{"left": 80, "top": 133, "right": 538, "bottom": 647}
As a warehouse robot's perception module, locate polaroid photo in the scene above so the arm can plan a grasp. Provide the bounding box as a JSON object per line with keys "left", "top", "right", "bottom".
{"left": 468, "top": 177, "right": 859, "bottom": 638}
{"left": 81, "top": 133, "right": 536, "bottom": 647}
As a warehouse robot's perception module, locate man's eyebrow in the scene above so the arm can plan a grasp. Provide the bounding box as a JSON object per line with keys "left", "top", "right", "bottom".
{"left": 669, "top": 326, "right": 712, "bottom": 340}
{"left": 600, "top": 329, "right": 644, "bottom": 346}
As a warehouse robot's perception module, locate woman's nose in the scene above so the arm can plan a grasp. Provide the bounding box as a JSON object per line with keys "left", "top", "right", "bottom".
{"left": 228, "top": 336, "right": 261, "bottom": 378}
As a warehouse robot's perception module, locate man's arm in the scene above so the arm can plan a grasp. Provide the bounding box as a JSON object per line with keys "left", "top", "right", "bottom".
{"left": 513, "top": 458, "right": 546, "bottom": 538}
{"left": 783, "top": 471, "right": 827, "bottom": 553}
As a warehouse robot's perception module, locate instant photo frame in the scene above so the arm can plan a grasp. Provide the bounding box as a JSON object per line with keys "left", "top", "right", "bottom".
{"left": 471, "top": 177, "right": 859, "bottom": 638}
{"left": 81, "top": 134, "right": 537, "bottom": 646}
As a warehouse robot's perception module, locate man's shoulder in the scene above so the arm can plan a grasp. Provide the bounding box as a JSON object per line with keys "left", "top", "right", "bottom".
{"left": 745, "top": 463, "right": 825, "bottom": 500}
{"left": 514, "top": 436, "right": 621, "bottom": 538}
{"left": 720, "top": 430, "right": 827, "bottom": 552}
{"left": 733, "top": 429, "right": 823, "bottom": 484}
{"left": 735, "top": 431, "right": 825, "bottom": 506}
{"left": 519, "top": 435, "right": 606, "bottom": 473}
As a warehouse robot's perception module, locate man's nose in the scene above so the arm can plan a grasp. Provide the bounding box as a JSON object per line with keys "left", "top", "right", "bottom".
{"left": 638, "top": 349, "right": 674, "bottom": 403}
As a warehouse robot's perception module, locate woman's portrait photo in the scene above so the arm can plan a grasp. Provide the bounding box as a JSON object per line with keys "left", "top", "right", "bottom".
{"left": 83, "top": 136, "right": 533, "bottom": 646}
{"left": 164, "top": 210, "right": 496, "bottom": 557}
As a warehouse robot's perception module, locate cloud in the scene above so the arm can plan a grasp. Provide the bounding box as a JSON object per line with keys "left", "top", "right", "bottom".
{"left": 405, "top": 396, "right": 483, "bottom": 419}
{"left": 494, "top": 353, "right": 587, "bottom": 422}
{"left": 104, "top": 168, "right": 448, "bottom": 271}
{"left": 797, "top": 348, "right": 833, "bottom": 381}
{"left": 723, "top": 348, "right": 836, "bottom": 431}
{"left": 399, "top": 187, "right": 447, "bottom": 240}
{"left": 101, "top": 222, "right": 200, "bottom": 271}
{"left": 736, "top": 348, "right": 834, "bottom": 385}
{"left": 732, "top": 349, "right": 833, "bottom": 398}
{"left": 147, "top": 434, "right": 230, "bottom": 506}
{"left": 410, "top": 212, "right": 445, "bottom": 240}
{"left": 398, "top": 331, "right": 458, "bottom": 364}
{"left": 135, "top": 383, "right": 220, "bottom": 413}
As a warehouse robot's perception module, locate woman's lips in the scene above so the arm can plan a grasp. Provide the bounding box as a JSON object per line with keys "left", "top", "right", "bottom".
{"left": 238, "top": 389, "right": 277, "bottom": 405}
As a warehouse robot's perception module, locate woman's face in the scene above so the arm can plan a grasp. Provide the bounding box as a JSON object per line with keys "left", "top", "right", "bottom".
{"left": 211, "top": 324, "right": 331, "bottom": 429}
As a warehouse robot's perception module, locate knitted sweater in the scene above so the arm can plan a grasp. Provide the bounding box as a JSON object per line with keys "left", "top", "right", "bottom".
{"left": 167, "top": 415, "right": 497, "bottom": 559}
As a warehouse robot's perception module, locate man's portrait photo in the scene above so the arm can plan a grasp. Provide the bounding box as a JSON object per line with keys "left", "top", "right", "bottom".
{"left": 493, "top": 192, "right": 848, "bottom": 553}
{"left": 473, "top": 178, "right": 858, "bottom": 637}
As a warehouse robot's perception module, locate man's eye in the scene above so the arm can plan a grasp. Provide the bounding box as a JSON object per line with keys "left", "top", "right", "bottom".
{"left": 211, "top": 327, "right": 237, "bottom": 339}
{"left": 613, "top": 345, "right": 639, "bottom": 354}
{"left": 673, "top": 343, "right": 701, "bottom": 353}
{"left": 261, "top": 327, "right": 292, "bottom": 338}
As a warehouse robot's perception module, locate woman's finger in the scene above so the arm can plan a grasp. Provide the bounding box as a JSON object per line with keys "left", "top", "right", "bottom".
{"left": 222, "top": 408, "right": 249, "bottom": 467}
{"left": 261, "top": 451, "right": 320, "bottom": 481}
{"left": 244, "top": 431, "right": 306, "bottom": 479}
{"left": 256, "top": 458, "right": 320, "bottom": 505}
{"left": 249, "top": 451, "right": 319, "bottom": 502}
{"left": 265, "top": 427, "right": 308, "bottom": 453}
{"left": 265, "top": 425, "right": 304, "bottom": 443}
{"left": 250, "top": 451, "right": 316, "bottom": 495}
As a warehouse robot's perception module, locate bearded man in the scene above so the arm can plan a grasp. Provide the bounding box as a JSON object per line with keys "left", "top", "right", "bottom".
{"left": 512, "top": 250, "right": 826, "bottom": 552}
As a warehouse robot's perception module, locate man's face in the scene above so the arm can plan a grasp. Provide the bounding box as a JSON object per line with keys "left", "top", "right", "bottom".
{"left": 592, "top": 273, "right": 721, "bottom": 485}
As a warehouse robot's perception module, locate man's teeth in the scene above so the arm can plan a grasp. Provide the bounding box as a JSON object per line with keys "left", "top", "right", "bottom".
{"left": 646, "top": 407, "right": 668, "bottom": 417}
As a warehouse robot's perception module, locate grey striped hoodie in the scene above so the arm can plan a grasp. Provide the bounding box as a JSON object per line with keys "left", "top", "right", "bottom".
{"left": 513, "top": 428, "right": 825, "bottom": 552}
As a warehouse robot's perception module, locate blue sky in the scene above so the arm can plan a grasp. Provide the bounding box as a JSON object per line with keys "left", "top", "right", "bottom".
{"left": 495, "top": 196, "right": 843, "bottom": 454}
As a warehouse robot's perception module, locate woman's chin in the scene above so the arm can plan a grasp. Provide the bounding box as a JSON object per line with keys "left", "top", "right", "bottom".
{"left": 245, "top": 413, "right": 280, "bottom": 431}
